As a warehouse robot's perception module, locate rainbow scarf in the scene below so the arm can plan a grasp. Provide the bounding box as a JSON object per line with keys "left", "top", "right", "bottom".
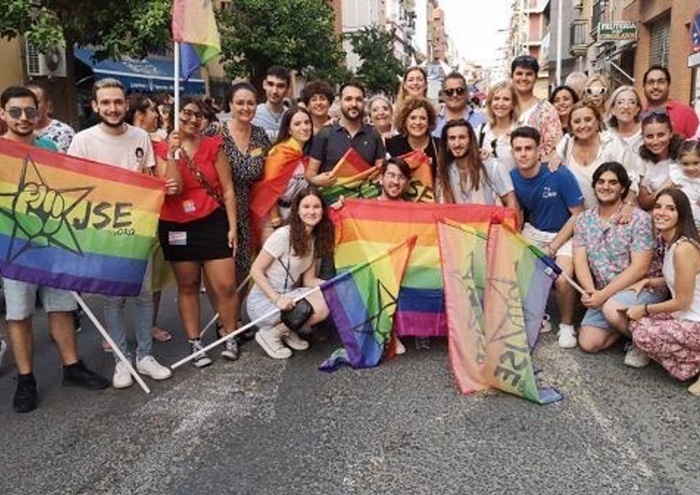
{"left": 331, "top": 200, "right": 518, "bottom": 337}
{"left": 249, "top": 138, "right": 306, "bottom": 240}
{"left": 0, "top": 139, "right": 165, "bottom": 296}
{"left": 320, "top": 236, "right": 415, "bottom": 371}
{"left": 172, "top": 0, "right": 221, "bottom": 79}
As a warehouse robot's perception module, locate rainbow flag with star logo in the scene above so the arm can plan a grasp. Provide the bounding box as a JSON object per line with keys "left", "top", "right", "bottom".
{"left": 331, "top": 199, "right": 518, "bottom": 338}
{"left": 319, "top": 236, "right": 416, "bottom": 371}
{"left": 0, "top": 139, "right": 165, "bottom": 296}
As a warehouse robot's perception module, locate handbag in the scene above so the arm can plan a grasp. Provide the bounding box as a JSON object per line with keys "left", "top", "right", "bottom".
{"left": 277, "top": 252, "right": 314, "bottom": 331}
{"left": 280, "top": 298, "right": 314, "bottom": 331}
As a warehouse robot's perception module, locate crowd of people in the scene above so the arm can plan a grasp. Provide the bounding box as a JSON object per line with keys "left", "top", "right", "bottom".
{"left": 2, "top": 55, "right": 700, "bottom": 414}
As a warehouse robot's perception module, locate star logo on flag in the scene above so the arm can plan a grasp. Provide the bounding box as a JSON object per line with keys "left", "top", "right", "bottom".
{"left": 0, "top": 154, "right": 93, "bottom": 261}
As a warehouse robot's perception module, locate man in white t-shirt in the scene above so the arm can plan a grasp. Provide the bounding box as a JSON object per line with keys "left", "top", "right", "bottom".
{"left": 252, "top": 65, "right": 291, "bottom": 142}
{"left": 68, "top": 78, "right": 173, "bottom": 389}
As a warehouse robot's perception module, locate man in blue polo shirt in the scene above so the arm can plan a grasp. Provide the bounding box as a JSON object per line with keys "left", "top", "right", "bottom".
{"left": 510, "top": 126, "right": 585, "bottom": 349}
{"left": 433, "top": 72, "right": 486, "bottom": 138}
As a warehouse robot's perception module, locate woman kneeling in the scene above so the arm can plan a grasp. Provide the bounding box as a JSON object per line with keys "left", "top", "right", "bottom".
{"left": 247, "top": 186, "right": 332, "bottom": 359}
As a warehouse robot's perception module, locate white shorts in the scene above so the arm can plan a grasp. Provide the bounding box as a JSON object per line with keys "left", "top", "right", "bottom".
{"left": 522, "top": 223, "right": 573, "bottom": 258}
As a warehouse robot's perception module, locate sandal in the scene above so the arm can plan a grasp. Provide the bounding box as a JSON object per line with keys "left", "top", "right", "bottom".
{"left": 151, "top": 326, "right": 172, "bottom": 342}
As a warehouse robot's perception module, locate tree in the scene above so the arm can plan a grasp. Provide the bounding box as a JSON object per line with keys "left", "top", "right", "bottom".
{"left": 0, "top": 0, "right": 172, "bottom": 126}
{"left": 347, "top": 26, "right": 405, "bottom": 97}
{"left": 217, "top": 0, "right": 346, "bottom": 89}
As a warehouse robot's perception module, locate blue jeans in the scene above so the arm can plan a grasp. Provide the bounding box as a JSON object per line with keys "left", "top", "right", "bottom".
{"left": 103, "top": 260, "right": 154, "bottom": 361}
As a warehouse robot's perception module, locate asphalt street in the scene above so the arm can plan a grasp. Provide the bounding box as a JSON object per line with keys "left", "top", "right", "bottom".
{"left": 0, "top": 290, "right": 699, "bottom": 495}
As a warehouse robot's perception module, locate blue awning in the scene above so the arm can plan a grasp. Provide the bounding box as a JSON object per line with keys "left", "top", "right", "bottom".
{"left": 75, "top": 48, "right": 206, "bottom": 94}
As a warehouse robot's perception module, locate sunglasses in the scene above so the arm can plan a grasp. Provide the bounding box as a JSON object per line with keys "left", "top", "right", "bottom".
{"left": 443, "top": 87, "right": 467, "bottom": 97}
{"left": 585, "top": 86, "right": 607, "bottom": 96}
{"left": 641, "top": 108, "right": 669, "bottom": 120}
{"left": 181, "top": 108, "right": 203, "bottom": 121}
{"left": 7, "top": 106, "right": 38, "bottom": 120}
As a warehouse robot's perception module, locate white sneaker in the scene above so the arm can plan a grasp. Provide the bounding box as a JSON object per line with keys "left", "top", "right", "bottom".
{"left": 557, "top": 324, "right": 577, "bottom": 349}
{"left": 281, "top": 329, "right": 309, "bottom": 351}
{"left": 255, "top": 328, "right": 292, "bottom": 359}
{"left": 190, "top": 340, "right": 212, "bottom": 368}
{"left": 624, "top": 344, "right": 650, "bottom": 368}
{"left": 112, "top": 360, "right": 134, "bottom": 389}
{"left": 395, "top": 337, "right": 406, "bottom": 355}
{"left": 137, "top": 355, "right": 172, "bottom": 380}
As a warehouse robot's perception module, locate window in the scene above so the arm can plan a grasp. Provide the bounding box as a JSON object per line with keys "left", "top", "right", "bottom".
{"left": 649, "top": 13, "right": 671, "bottom": 67}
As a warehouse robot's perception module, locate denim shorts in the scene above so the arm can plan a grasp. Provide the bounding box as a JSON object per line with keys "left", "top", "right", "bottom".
{"left": 2, "top": 278, "right": 77, "bottom": 321}
{"left": 581, "top": 289, "right": 666, "bottom": 332}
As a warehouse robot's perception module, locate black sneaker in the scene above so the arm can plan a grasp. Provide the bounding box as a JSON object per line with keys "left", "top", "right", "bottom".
{"left": 13, "top": 374, "right": 38, "bottom": 413}
{"left": 62, "top": 360, "right": 109, "bottom": 390}
{"left": 221, "top": 338, "right": 240, "bottom": 361}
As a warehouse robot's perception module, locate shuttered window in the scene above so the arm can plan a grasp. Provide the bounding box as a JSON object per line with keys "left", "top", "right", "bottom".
{"left": 649, "top": 13, "right": 671, "bottom": 67}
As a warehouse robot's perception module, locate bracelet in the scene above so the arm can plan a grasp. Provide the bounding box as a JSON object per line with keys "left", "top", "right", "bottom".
{"left": 644, "top": 303, "right": 650, "bottom": 316}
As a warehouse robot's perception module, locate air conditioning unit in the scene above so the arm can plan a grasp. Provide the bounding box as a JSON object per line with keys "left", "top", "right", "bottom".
{"left": 25, "top": 40, "right": 68, "bottom": 78}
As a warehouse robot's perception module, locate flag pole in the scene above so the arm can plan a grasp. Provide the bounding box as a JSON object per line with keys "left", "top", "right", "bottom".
{"left": 70, "top": 292, "right": 151, "bottom": 394}
{"left": 199, "top": 274, "right": 251, "bottom": 339}
{"left": 174, "top": 41, "right": 180, "bottom": 132}
{"left": 171, "top": 286, "right": 322, "bottom": 370}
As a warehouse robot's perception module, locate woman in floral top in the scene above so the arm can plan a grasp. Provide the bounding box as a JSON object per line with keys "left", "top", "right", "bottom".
{"left": 206, "top": 81, "right": 272, "bottom": 283}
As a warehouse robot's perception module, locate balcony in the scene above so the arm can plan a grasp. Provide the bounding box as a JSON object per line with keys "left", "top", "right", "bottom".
{"left": 570, "top": 18, "right": 588, "bottom": 56}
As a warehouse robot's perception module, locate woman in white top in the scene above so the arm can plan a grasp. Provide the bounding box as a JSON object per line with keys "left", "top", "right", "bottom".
{"left": 637, "top": 110, "right": 684, "bottom": 210}
{"left": 605, "top": 86, "right": 643, "bottom": 153}
{"left": 436, "top": 118, "right": 516, "bottom": 209}
{"left": 477, "top": 81, "right": 519, "bottom": 171}
{"left": 554, "top": 101, "right": 637, "bottom": 208}
{"left": 248, "top": 186, "right": 332, "bottom": 360}
{"left": 626, "top": 188, "right": 700, "bottom": 395}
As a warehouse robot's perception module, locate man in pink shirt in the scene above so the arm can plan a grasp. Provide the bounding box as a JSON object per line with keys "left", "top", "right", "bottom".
{"left": 643, "top": 66, "right": 699, "bottom": 139}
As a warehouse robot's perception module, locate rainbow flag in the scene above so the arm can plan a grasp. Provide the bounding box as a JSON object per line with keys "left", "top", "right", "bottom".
{"left": 321, "top": 148, "right": 380, "bottom": 204}
{"left": 500, "top": 223, "right": 561, "bottom": 349}
{"left": 400, "top": 149, "right": 434, "bottom": 203}
{"left": 437, "top": 221, "right": 488, "bottom": 394}
{"left": 0, "top": 139, "right": 165, "bottom": 296}
{"left": 482, "top": 223, "right": 562, "bottom": 404}
{"left": 172, "top": 0, "right": 221, "bottom": 79}
{"left": 319, "top": 236, "right": 416, "bottom": 371}
{"left": 249, "top": 138, "right": 306, "bottom": 239}
{"left": 331, "top": 200, "right": 518, "bottom": 337}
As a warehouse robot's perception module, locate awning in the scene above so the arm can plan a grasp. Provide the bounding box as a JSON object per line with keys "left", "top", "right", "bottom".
{"left": 75, "top": 48, "right": 206, "bottom": 94}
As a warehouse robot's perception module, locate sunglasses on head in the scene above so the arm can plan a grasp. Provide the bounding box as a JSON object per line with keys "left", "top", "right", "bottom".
{"left": 641, "top": 108, "right": 669, "bottom": 120}
{"left": 443, "top": 87, "right": 466, "bottom": 97}
{"left": 585, "top": 86, "right": 607, "bottom": 96}
{"left": 6, "top": 106, "right": 38, "bottom": 120}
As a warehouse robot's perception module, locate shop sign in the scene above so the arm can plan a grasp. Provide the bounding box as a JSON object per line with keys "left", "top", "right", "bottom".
{"left": 597, "top": 22, "right": 637, "bottom": 41}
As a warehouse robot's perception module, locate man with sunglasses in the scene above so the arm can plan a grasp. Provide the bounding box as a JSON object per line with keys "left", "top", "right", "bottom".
{"left": 0, "top": 86, "right": 110, "bottom": 413}
{"left": 433, "top": 72, "right": 485, "bottom": 138}
{"left": 643, "top": 65, "right": 698, "bottom": 139}
{"left": 69, "top": 78, "right": 174, "bottom": 389}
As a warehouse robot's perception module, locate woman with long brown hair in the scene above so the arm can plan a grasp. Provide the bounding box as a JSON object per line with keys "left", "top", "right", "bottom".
{"left": 247, "top": 186, "right": 333, "bottom": 359}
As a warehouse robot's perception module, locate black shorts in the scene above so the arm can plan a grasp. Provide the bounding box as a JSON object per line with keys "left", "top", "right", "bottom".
{"left": 158, "top": 208, "right": 233, "bottom": 262}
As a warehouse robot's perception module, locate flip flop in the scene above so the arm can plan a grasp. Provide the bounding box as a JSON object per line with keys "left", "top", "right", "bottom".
{"left": 151, "top": 326, "right": 172, "bottom": 342}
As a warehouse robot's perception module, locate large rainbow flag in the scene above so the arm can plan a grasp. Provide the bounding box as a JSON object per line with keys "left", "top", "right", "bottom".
{"left": 172, "top": 0, "right": 221, "bottom": 79}
{"left": 0, "top": 139, "right": 165, "bottom": 296}
{"left": 482, "top": 223, "right": 562, "bottom": 404}
{"left": 331, "top": 200, "right": 518, "bottom": 337}
{"left": 319, "top": 236, "right": 416, "bottom": 371}
{"left": 437, "top": 221, "right": 488, "bottom": 394}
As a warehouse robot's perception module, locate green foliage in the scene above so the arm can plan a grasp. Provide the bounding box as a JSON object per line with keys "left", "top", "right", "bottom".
{"left": 348, "top": 26, "right": 405, "bottom": 97}
{"left": 0, "top": 0, "right": 171, "bottom": 60}
{"left": 218, "top": 0, "right": 346, "bottom": 85}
